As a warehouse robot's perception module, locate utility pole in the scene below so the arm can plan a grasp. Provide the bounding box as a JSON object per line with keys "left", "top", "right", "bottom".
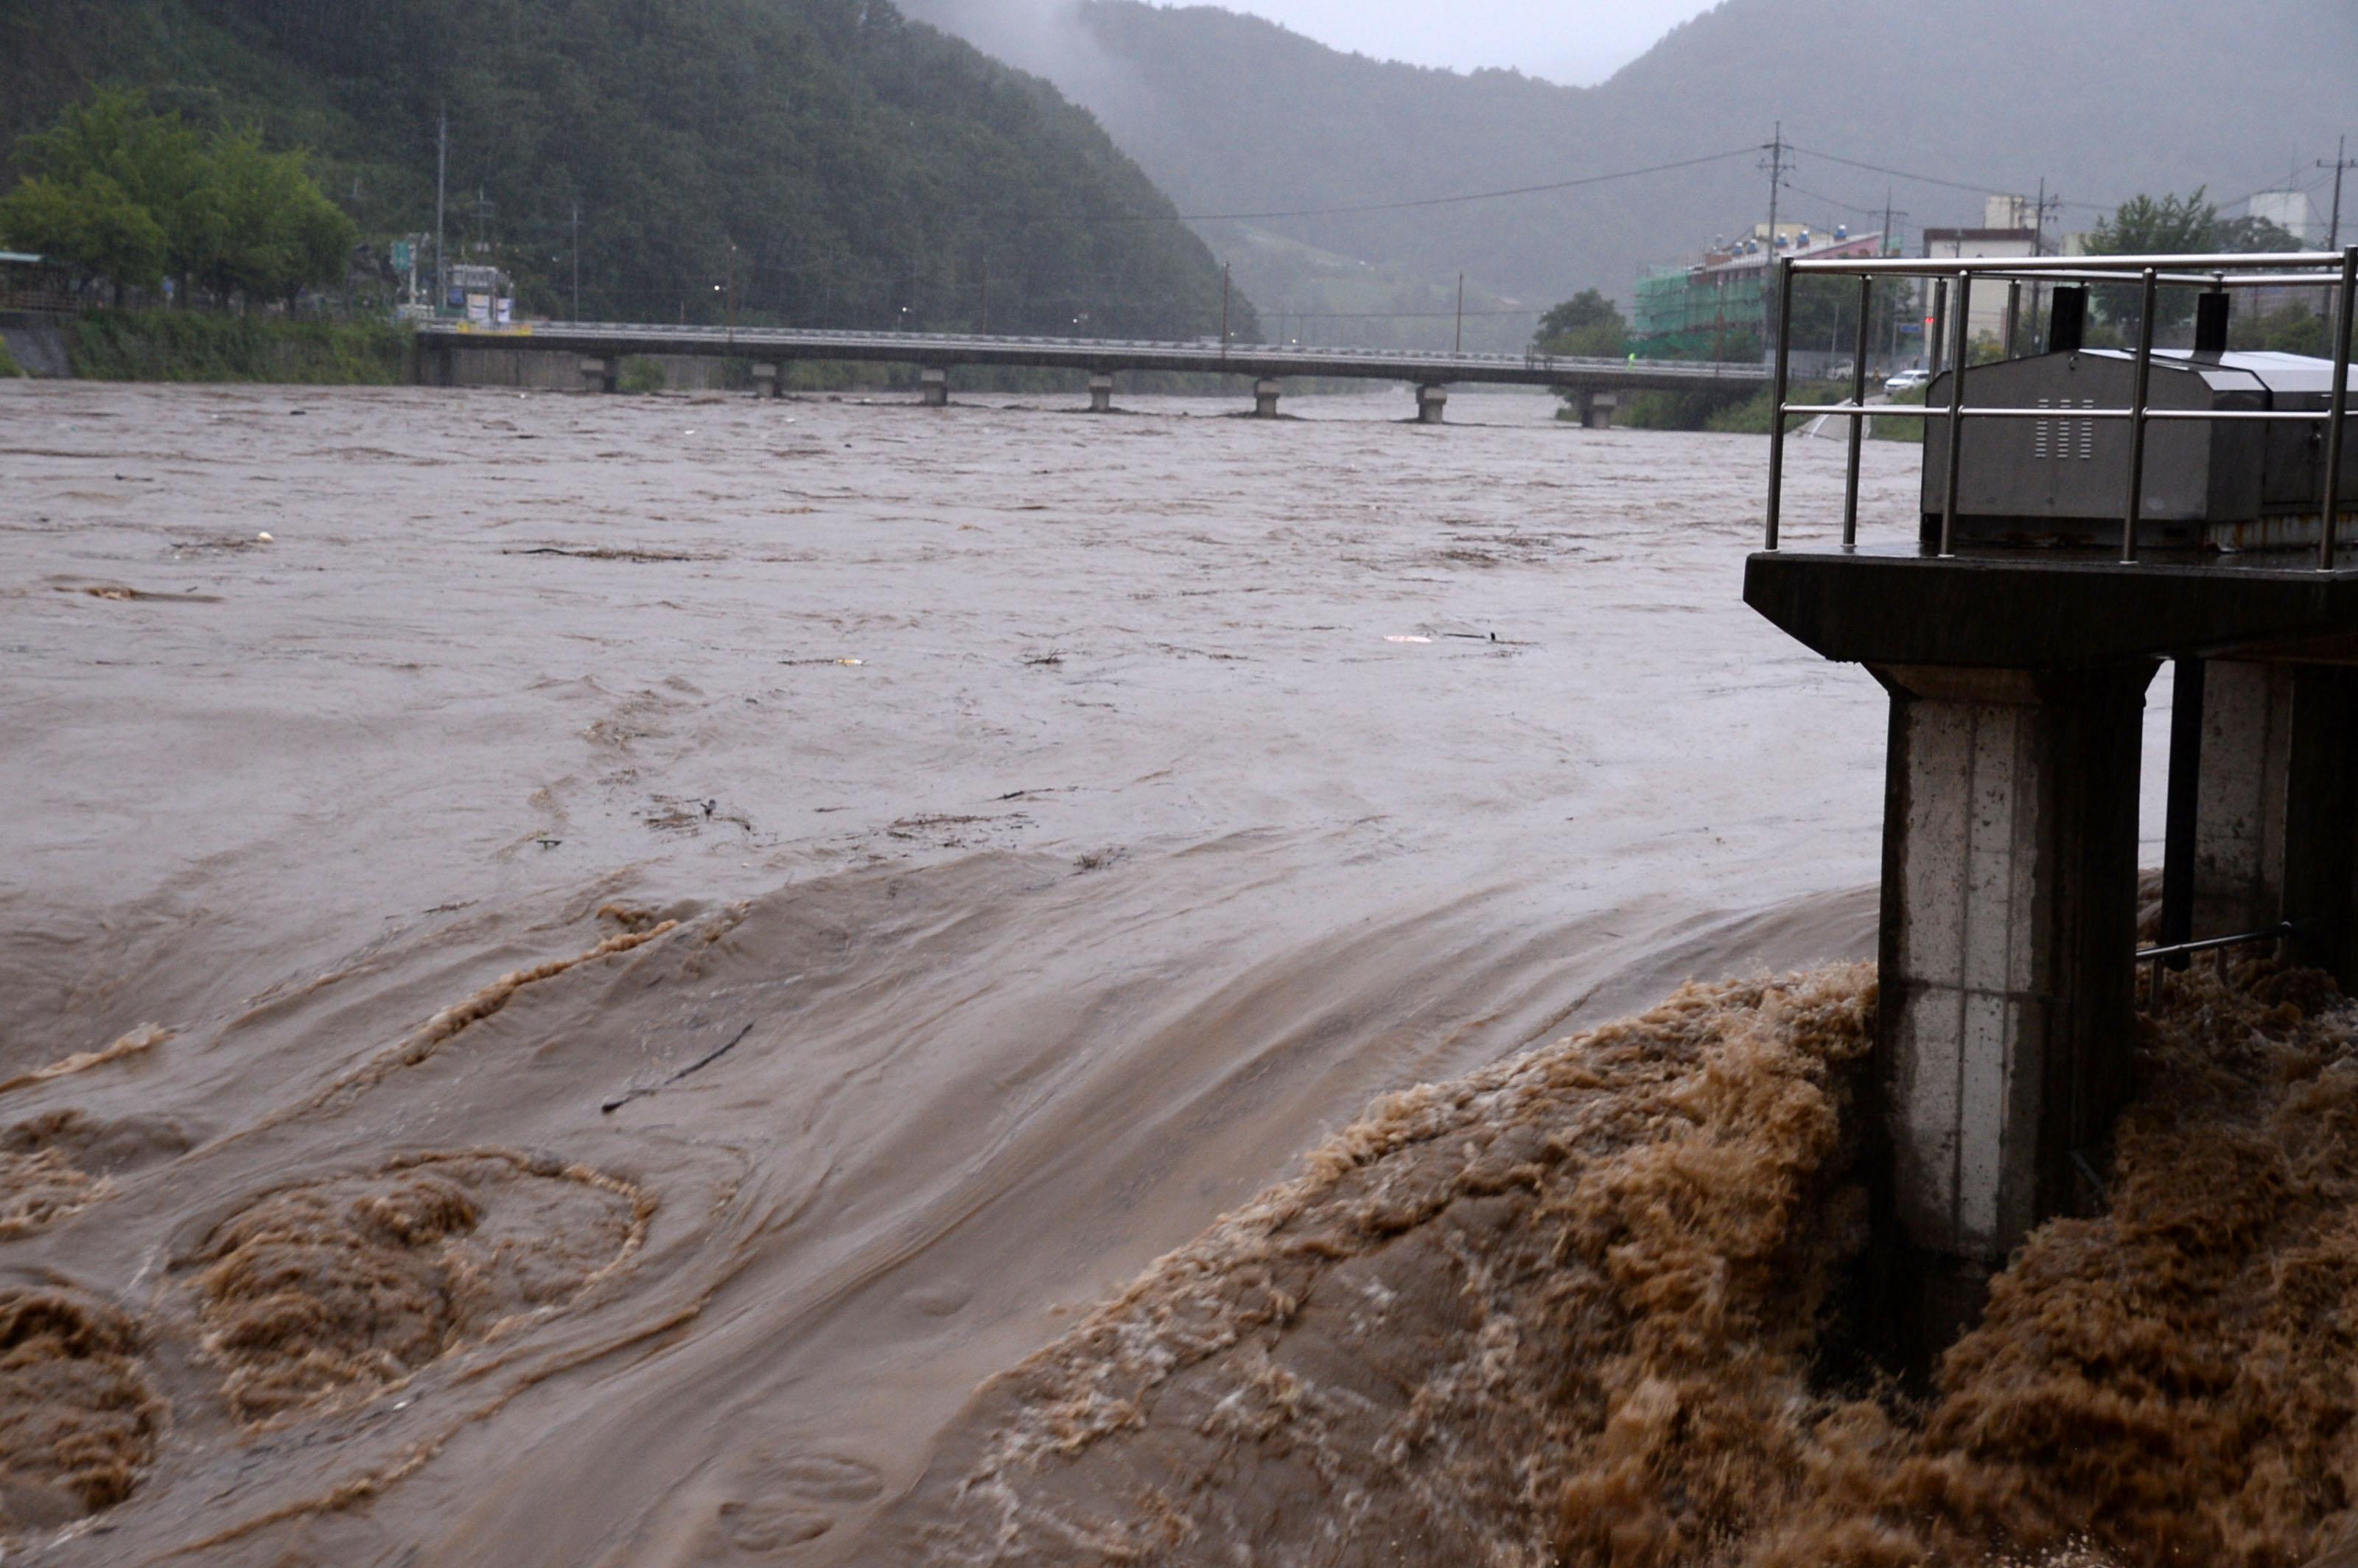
{"left": 2322, "top": 136, "right": 2352, "bottom": 251}
{"left": 2029, "top": 178, "right": 2046, "bottom": 354}
{"left": 1761, "top": 122, "right": 1795, "bottom": 363}
{"left": 1883, "top": 194, "right": 1916, "bottom": 368}
{"left": 726, "top": 241, "right": 736, "bottom": 347}
{"left": 2320, "top": 137, "right": 2354, "bottom": 354}
{"left": 1455, "top": 272, "right": 1465, "bottom": 355}
{"left": 1220, "top": 261, "right": 1231, "bottom": 357}
{"left": 434, "top": 107, "right": 447, "bottom": 316}
{"left": 979, "top": 255, "right": 989, "bottom": 335}
{"left": 570, "top": 200, "right": 580, "bottom": 321}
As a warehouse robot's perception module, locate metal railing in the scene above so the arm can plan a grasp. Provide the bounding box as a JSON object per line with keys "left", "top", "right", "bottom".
{"left": 415, "top": 318, "right": 1769, "bottom": 383}
{"left": 2137, "top": 922, "right": 2301, "bottom": 1007}
{"left": 1760, "top": 248, "right": 2358, "bottom": 570}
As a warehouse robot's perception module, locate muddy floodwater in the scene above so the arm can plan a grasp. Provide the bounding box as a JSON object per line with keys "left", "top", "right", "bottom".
{"left": 0, "top": 381, "right": 2226, "bottom": 1565}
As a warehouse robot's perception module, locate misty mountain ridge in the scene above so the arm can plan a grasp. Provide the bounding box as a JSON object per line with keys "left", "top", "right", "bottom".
{"left": 2, "top": 0, "right": 1252, "bottom": 340}
{"left": 900, "top": 0, "right": 2357, "bottom": 350}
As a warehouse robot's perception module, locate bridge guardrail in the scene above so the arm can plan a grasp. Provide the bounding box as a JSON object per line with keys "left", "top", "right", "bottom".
{"left": 414, "top": 320, "right": 1769, "bottom": 388}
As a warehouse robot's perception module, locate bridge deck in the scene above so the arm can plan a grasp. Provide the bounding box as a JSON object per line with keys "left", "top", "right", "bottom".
{"left": 415, "top": 322, "right": 1767, "bottom": 393}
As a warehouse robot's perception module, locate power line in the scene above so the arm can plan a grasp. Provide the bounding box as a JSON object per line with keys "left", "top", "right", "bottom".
{"left": 1788, "top": 143, "right": 2119, "bottom": 214}
{"left": 1029, "top": 146, "right": 1762, "bottom": 225}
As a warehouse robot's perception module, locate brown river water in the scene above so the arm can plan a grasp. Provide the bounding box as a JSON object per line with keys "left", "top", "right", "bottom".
{"left": 7, "top": 379, "right": 2339, "bottom": 1567}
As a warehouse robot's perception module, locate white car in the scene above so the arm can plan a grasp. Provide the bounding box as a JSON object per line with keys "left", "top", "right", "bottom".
{"left": 1883, "top": 368, "right": 1932, "bottom": 395}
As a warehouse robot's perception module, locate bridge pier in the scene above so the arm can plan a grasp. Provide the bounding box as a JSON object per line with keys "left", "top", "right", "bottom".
{"left": 1749, "top": 545, "right": 2358, "bottom": 1356}
{"left": 1253, "top": 379, "right": 1282, "bottom": 419}
{"left": 580, "top": 355, "right": 615, "bottom": 394}
{"left": 920, "top": 367, "right": 950, "bottom": 407}
{"left": 1414, "top": 385, "right": 1449, "bottom": 424}
{"left": 1088, "top": 373, "right": 1115, "bottom": 414}
{"left": 2194, "top": 660, "right": 2358, "bottom": 986}
{"left": 1872, "top": 660, "right": 2152, "bottom": 1343}
{"left": 752, "top": 362, "right": 784, "bottom": 399}
{"left": 1575, "top": 389, "right": 1618, "bottom": 430}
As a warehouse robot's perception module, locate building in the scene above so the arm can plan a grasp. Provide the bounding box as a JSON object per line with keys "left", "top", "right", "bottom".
{"left": 1634, "top": 224, "right": 1885, "bottom": 364}
{"left": 0, "top": 251, "right": 80, "bottom": 313}
{"left": 2248, "top": 189, "right": 2318, "bottom": 245}
{"left": 1923, "top": 197, "right": 2043, "bottom": 347}
{"left": 445, "top": 262, "right": 514, "bottom": 326}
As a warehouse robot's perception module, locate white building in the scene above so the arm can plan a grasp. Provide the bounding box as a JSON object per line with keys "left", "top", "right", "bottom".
{"left": 2248, "top": 190, "right": 2317, "bottom": 245}
{"left": 1923, "top": 196, "right": 2042, "bottom": 347}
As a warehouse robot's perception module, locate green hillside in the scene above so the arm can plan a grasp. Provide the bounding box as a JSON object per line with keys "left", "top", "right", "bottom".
{"left": 0, "top": 0, "right": 1256, "bottom": 338}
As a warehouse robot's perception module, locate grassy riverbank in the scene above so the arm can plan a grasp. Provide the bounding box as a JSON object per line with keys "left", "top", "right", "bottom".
{"left": 60, "top": 312, "right": 412, "bottom": 384}
{"left": 1610, "top": 381, "right": 1923, "bottom": 441}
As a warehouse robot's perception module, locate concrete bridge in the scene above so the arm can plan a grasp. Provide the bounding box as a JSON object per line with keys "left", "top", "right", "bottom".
{"left": 413, "top": 321, "right": 1768, "bottom": 426}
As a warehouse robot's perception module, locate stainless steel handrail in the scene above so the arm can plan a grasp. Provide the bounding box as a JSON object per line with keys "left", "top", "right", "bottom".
{"left": 2137, "top": 922, "right": 2299, "bottom": 1007}
{"left": 1779, "top": 406, "right": 2336, "bottom": 423}
{"left": 1760, "top": 247, "right": 2358, "bottom": 566}
{"left": 1793, "top": 251, "right": 2340, "bottom": 275}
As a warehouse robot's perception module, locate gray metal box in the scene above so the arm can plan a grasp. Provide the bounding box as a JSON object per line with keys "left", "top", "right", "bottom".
{"left": 1923, "top": 350, "right": 2354, "bottom": 551}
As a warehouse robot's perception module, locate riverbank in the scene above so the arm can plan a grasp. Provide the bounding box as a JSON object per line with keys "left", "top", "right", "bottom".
{"left": 44, "top": 310, "right": 414, "bottom": 384}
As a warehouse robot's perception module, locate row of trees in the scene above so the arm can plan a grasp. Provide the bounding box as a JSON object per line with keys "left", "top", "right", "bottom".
{"left": 2080, "top": 187, "right": 2325, "bottom": 351}
{"left": 0, "top": 92, "right": 356, "bottom": 308}
{"left": 146, "top": 0, "right": 1247, "bottom": 337}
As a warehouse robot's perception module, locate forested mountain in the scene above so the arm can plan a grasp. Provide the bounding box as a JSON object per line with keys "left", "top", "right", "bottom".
{"left": 0, "top": 0, "right": 1256, "bottom": 337}
{"left": 900, "top": 0, "right": 2356, "bottom": 346}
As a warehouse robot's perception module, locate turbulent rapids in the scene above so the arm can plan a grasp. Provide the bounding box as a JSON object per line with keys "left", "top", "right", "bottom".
{"left": 1, "top": 381, "right": 2343, "bottom": 1564}
{"left": 895, "top": 961, "right": 2358, "bottom": 1567}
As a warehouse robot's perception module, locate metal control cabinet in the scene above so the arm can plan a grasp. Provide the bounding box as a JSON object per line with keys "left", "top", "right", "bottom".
{"left": 1924, "top": 350, "right": 2357, "bottom": 550}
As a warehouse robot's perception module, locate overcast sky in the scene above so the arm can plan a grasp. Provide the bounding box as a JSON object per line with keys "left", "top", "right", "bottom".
{"left": 1212, "top": 0, "right": 1724, "bottom": 85}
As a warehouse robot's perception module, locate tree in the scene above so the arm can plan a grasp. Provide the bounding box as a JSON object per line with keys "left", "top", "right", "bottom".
{"left": 7, "top": 91, "right": 212, "bottom": 290}
{"left": 2084, "top": 189, "right": 2220, "bottom": 332}
{"left": 1534, "top": 289, "right": 1626, "bottom": 357}
{"left": 2083, "top": 191, "right": 2324, "bottom": 337}
{"left": 199, "top": 125, "right": 356, "bottom": 304}
{"left": 2088, "top": 189, "right": 2219, "bottom": 257}
{"left": 0, "top": 169, "right": 166, "bottom": 299}
{"left": 0, "top": 91, "right": 355, "bottom": 308}
{"left": 2217, "top": 214, "right": 2305, "bottom": 255}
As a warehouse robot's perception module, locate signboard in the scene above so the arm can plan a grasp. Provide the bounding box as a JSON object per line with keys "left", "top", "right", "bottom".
{"left": 391, "top": 239, "right": 413, "bottom": 273}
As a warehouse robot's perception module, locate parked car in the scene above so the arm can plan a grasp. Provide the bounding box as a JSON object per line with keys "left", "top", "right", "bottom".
{"left": 1883, "top": 368, "right": 1932, "bottom": 395}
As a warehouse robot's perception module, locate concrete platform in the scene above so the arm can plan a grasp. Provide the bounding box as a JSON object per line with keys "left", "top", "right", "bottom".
{"left": 1746, "top": 546, "right": 2358, "bottom": 670}
{"left": 1746, "top": 542, "right": 2358, "bottom": 1347}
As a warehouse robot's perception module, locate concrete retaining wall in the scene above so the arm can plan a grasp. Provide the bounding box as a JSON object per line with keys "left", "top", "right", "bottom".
{"left": 0, "top": 315, "right": 71, "bottom": 378}
{"left": 431, "top": 347, "right": 736, "bottom": 391}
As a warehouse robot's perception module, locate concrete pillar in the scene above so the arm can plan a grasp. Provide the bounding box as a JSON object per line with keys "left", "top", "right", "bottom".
{"left": 1415, "top": 385, "right": 1449, "bottom": 424}
{"left": 920, "top": 367, "right": 950, "bottom": 407}
{"left": 1578, "top": 389, "right": 1618, "bottom": 430}
{"left": 1253, "top": 379, "right": 1282, "bottom": 419}
{"left": 1088, "top": 373, "right": 1115, "bottom": 413}
{"left": 752, "top": 362, "right": 783, "bottom": 398}
{"left": 2194, "top": 660, "right": 2358, "bottom": 983}
{"left": 579, "top": 355, "right": 614, "bottom": 394}
{"left": 1872, "top": 662, "right": 2154, "bottom": 1339}
{"left": 2194, "top": 660, "right": 2294, "bottom": 939}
